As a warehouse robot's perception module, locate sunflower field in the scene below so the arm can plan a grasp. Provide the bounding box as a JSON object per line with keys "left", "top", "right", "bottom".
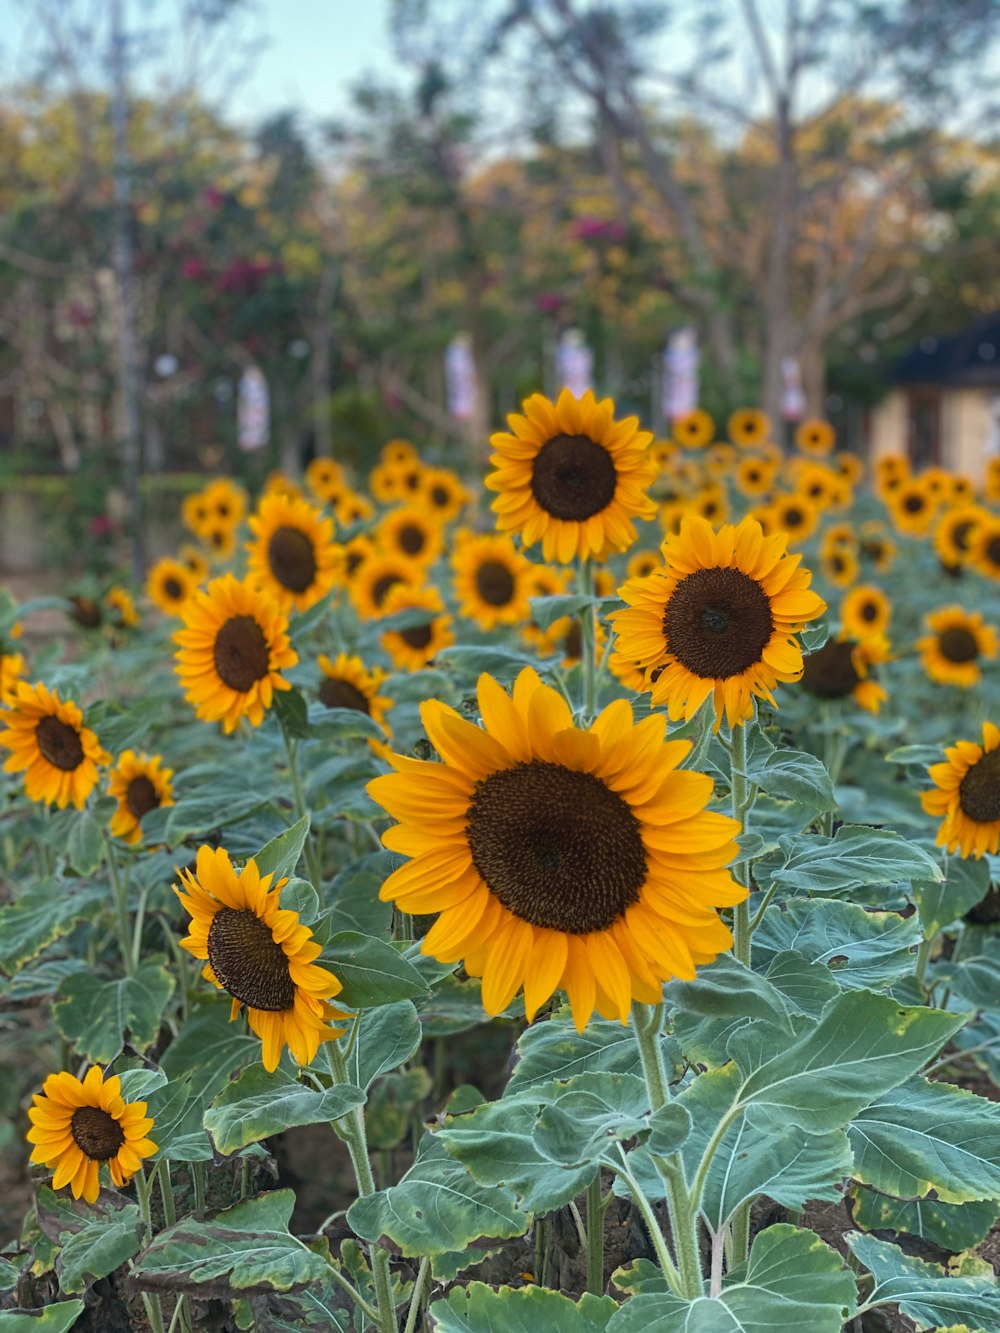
{"left": 3, "top": 396, "right": 1000, "bottom": 1333}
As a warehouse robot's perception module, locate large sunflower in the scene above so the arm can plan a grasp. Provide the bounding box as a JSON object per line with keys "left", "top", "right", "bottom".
{"left": 486, "top": 388, "right": 657, "bottom": 563}
{"left": 922, "top": 723, "right": 1000, "bottom": 859}
{"left": 376, "top": 506, "right": 444, "bottom": 567}
{"left": 452, "top": 533, "right": 533, "bottom": 631}
{"left": 612, "top": 516, "right": 827, "bottom": 729}
{"left": 174, "top": 575, "right": 298, "bottom": 734}
{"left": 246, "top": 493, "right": 341, "bottom": 614}
{"left": 842, "top": 584, "right": 891, "bottom": 639}
{"left": 380, "top": 584, "right": 454, "bottom": 671}
{"left": 916, "top": 607, "right": 997, "bottom": 689}
{"left": 147, "top": 558, "right": 198, "bottom": 616}
{"left": 367, "top": 668, "right": 744, "bottom": 1031}
{"left": 0, "top": 681, "right": 110, "bottom": 808}
{"left": 317, "top": 653, "right": 393, "bottom": 739}
{"left": 175, "top": 846, "right": 349, "bottom": 1070}
{"left": 108, "top": 750, "right": 175, "bottom": 844}
{"left": 27, "top": 1067, "right": 157, "bottom": 1204}
{"left": 800, "top": 633, "right": 889, "bottom": 713}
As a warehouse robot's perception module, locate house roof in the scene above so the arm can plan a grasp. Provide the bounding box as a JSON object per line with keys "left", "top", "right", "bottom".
{"left": 894, "top": 312, "right": 1000, "bottom": 388}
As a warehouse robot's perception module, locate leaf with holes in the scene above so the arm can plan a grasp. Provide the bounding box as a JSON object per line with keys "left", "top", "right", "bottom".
{"left": 52, "top": 961, "right": 175, "bottom": 1062}
{"left": 56, "top": 1207, "right": 143, "bottom": 1294}
{"left": 752, "top": 898, "right": 921, "bottom": 990}
{"left": 848, "top": 1232, "right": 1000, "bottom": 1330}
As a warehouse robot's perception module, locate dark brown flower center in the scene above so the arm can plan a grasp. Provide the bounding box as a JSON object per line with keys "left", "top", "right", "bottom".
{"left": 530, "top": 434, "right": 617, "bottom": 521}
{"left": 952, "top": 521, "right": 974, "bottom": 552}
{"left": 214, "top": 615, "right": 270, "bottom": 692}
{"left": 959, "top": 749, "right": 1000, "bottom": 824}
{"left": 431, "top": 484, "right": 450, "bottom": 508}
{"left": 903, "top": 493, "right": 925, "bottom": 514}
{"left": 71, "top": 1105, "right": 125, "bottom": 1162}
{"left": 70, "top": 597, "right": 101, "bottom": 628}
{"left": 783, "top": 506, "right": 805, "bottom": 529}
{"left": 319, "top": 677, "right": 370, "bottom": 712}
{"left": 859, "top": 600, "right": 879, "bottom": 623}
{"left": 397, "top": 523, "right": 426, "bottom": 556}
{"left": 210, "top": 530, "right": 227, "bottom": 548}
{"left": 475, "top": 561, "right": 516, "bottom": 607}
{"left": 373, "top": 573, "right": 404, "bottom": 607}
{"left": 466, "top": 761, "right": 647, "bottom": 933}
{"left": 562, "top": 619, "right": 583, "bottom": 661}
{"left": 36, "top": 715, "right": 84, "bottom": 771}
{"left": 346, "top": 550, "right": 366, "bottom": 576}
{"left": 401, "top": 623, "right": 433, "bottom": 650}
{"left": 662, "top": 566, "right": 775, "bottom": 679}
{"left": 987, "top": 536, "right": 1000, "bottom": 568}
{"left": 938, "top": 626, "right": 980, "bottom": 663}
{"left": 207, "top": 906, "right": 296, "bottom": 1011}
{"left": 268, "top": 526, "right": 317, "bottom": 593}
{"left": 126, "top": 775, "right": 161, "bottom": 820}
{"left": 801, "top": 639, "right": 860, "bottom": 699}
{"left": 164, "top": 577, "right": 184, "bottom": 601}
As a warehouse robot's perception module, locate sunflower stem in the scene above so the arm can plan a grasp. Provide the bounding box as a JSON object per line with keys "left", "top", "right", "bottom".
{"left": 133, "top": 1168, "right": 167, "bottom": 1333}
{"left": 631, "top": 1001, "right": 669, "bottom": 1110}
{"left": 279, "top": 721, "right": 324, "bottom": 889}
{"left": 579, "top": 558, "right": 597, "bottom": 722}
{"left": 610, "top": 1146, "right": 685, "bottom": 1297}
{"left": 658, "top": 1156, "right": 704, "bottom": 1300}
{"left": 191, "top": 1161, "right": 206, "bottom": 1218}
{"left": 103, "top": 831, "right": 134, "bottom": 977}
{"left": 403, "top": 1255, "right": 429, "bottom": 1333}
{"left": 156, "top": 1158, "right": 176, "bottom": 1228}
{"left": 729, "top": 725, "right": 753, "bottom": 967}
{"left": 586, "top": 1173, "right": 605, "bottom": 1295}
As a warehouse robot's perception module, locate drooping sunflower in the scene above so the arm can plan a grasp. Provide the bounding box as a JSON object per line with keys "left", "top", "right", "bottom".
{"left": 146, "top": 558, "right": 198, "bottom": 616}
{"left": 0, "top": 651, "right": 26, "bottom": 707}
{"left": 175, "top": 846, "right": 349, "bottom": 1070}
{"left": 104, "top": 586, "right": 139, "bottom": 629}
{"left": 380, "top": 584, "right": 454, "bottom": 671}
{"left": 968, "top": 515, "right": 1000, "bottom": 583}
{"left": 795, "top": 418, "right": 836, "bottom": 457}
{"left": 799, "top": 634, "right": 889, "bottom": 713}
{"left": 486, "top": 388, "right": 657, "bottom": 564}
{"left": 820, "top": 545, "right": 859, "bottom": 589}
{"left": 452, "top": 533, "right": 533, "bottom": 631}
{"left": 933, "top": 504, "right": 987, "bottom": 570}
{"left": 376, "top": 506, "right": 444, "bottom": 567}
{"left": 888, "top": 479, "right": 938, "bottom": 537}
{"left": 26, "top": 1066, "right": 157, "bottom": 1204}
{"left": 612, "top": 516, "right": 827, "bottom": 729}
{"left": 916, "top": 607, "right": 998, "bottom": 689}
{"left": 771, "top": 494, "right": 818, "bottom": 544}
{"left": 420, "top": 467, "right": 471, "bottom": 524}
{"left": 922, "top": 722, "right": 1000, "bottom": 859}
{"left": 349, "top": 552, "right": 421, "bottom": 620}
{"left": 246, "top": 493, "right": 341, "bottom": 614}
{"left": 305, "top": 457, "right": 345, "bottom": 505}
{"left": 735, "top": 456, "right": 777, "bottom": 498}
{"left": 174, "top": 574, "right": 298, "bottom": 734}
{"left": 108, "top": 750, "right": 175, "bottom": 844}
{"left": 0, "top": 681, "right": 110, "bottom": 808}
{"left": 726, "top": 408, "right": 770, "bottom": 449}
{"left": 367, "top": 668, "right": 745, "bottom": 1031}
{"left": 671, "top": 409, "right": 714, "bottom": 450}
{"left": 317, "top": 653, "right": 393, "bottom": 739}
{"left": 841, "top": 584, "right": 891, "bottom": 639}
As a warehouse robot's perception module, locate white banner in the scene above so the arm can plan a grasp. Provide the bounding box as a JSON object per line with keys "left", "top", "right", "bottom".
{"left": 237, "top": 365, "right": 270, "bottom": 451}
{"left": 780, "top": 356, "right": 806, "bottom": 421}
{"left": 663, "top": 327, "right": 699, "bottom": 420}
{"left": 556, "top": 329, "right": 593, "bottom": 397}
{"left": 445, "top": 334, "right": 478, "bottom": 421}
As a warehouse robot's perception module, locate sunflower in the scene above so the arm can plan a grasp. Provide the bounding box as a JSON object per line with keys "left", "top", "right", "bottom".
{"left": 841, "top": 584, "right": 891, "bottom": 639}
{"left": 704, "top": 443, "right": 738, "bottom": 479}
{"left": 650, "top": 439, "right": 678, "bottom": 470}
{"left": 920, "top": 467, "right": 952, "bottom": 503}
{"left": 174, "top": 575, "right": 298, "bottom": 734}
{"left": 0, "top": 681, "right": 110, "bottom": 808}
{"left": 336, "top": 491, "right": 375, "bottom": 528}
{"left": 178, "top": 544, "right": 210, "bottom": 584}
{"left": 726, "top": 408, "right": 770, "bottom": 449}
{"left": 202, "top": 521, "right": 238, "bottom": 563}
{"left": 181, "top": 491, "right": 212, "bottom": 536}
{"left": 916, "top": 607, "right": 998, "bottom": 689}
{"left": 888, "top": 479, "right": 938, "bottom": 536}
{"left": 147, "top": 559, "right": 197, "bottom": 616}
{"left": 420, "top": 467, "right": 471, "bottom": 524}
{"left": 246, "top": 493, "right": 341, "bottom": 614}
{"left": 376, "top": 506, "right": 443, "bottom": 567}
{"left": 627, "top": 550, "right": 661, "bottom": 582}
{"left": 26, "top": 1067, "right": 157, "bottom": 1204}
{"left": 832, "top": 451, "right": 865, "bottom": 486}
{"left": 380, "top": 584, "right": 454, "bottom": 671}
{"left": 262, "top": 471, "right": 304, "bottom": 502}
{"left": 795, "top": 418, "right": 835, "bottom": 457}
{"left": 175, "top": 846, "right": 349, "bottom": 1070}
{"left": 692, "top": 483, "right": 729, "bottom": 526}
{"left": 795, "top": 462, "right": 842, "bottom": 511}
{"left": 922, "top": 723, "right": 1000, "bottom": 859}
{"left": 874, "top": 453, "right": 909, "bottom": 493}
{"left": 948, "top": 474, "right": 976, "bottom": 506}
{"left": 452, "top": 533, "right": 533, "bottom": 631}
{"left": 671, "top": 409, "right": 714, "bottom": 449}
{"left": 820, "top": 523, "right": 859, "bottom": 555}
{"left": 820, "top": 546, "right": 859, "bottom": 589}
{"left": 369, "top": 461, "right": 403, "bottom": 505}
{"left": 343, "top": 534, "right": 375, "bottom": 580}
{"left": 486, "top": 388, "right": 657, "bottom": 564}
{"left": 305, "top": 457, "right": 345, "bottom": 505}
{"left": 68, "top": 596, "right": 102, "bottom": 629}
{"left": 859, "top": 524, "right": 896, "bottom": 573}
{"left": 108, "top": 750, "right": 175, "bottom": 844}
{"left": 967, "top": 516, "right": 1000, "bottom": 583}
{"left": 350, "top": 552, "right": 421, "bottom": 620}
{"left": 381, "top": 437, "right": 418, "bottom": 466}
{"left": 800, "top": 634, "right": 889, "bottom": 713}
{"left": 317, "top": 653, "right": 393, "bottom": 739}
{"left": 933, "top": 505, "right": 988, "bottom": 569}
{"left": 985, "top": 457, "right": 1000, "bottom": 504}
{"left": 367, "top": 668, "right": 744, "bottom": 1031}
{"left": 771, "top": 494, "right": 818, "bottom": 544}
{"left": 612, "top": 516, "right": 827, "bottom": 729}
{"left": 0, "top": 652, "right": 26, "bottom": 707}
{"left": 204, "top": 478, "right": 247, "bottom": 527}
{"left": 104, "top": 586, "right": 139, "bottom": 629}
{"left": 735, "top": 456, "right": 776, "bottom": 498}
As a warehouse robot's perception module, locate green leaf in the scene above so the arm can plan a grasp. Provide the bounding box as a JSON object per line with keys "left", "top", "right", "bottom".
{"left": 528, "top": 594, "right": 610, "bottom": 632}
{"left": 415, "top": 972, "right": 489, "bottom": 1037}
{"left": 435, "top": 644, "right": 549, "bottom": 681}
{"left": 933, "top": 935, "right": 1000, "bottom": 1009}
{"left": 886, "top": 744, "right": 946, "bottom": 767}
{"left": 0, "top": 878, "right": 103, "bottom": 976}
{"left": 533, "top": 1073, "right": 651, "bottom": 1167}
{"left": 66, "top": 812, "right": 105, "bottom": 875}
{"left": 743, "top": 730, "right": 836, "bottom": 814}
{"left": 346, "top": 1000, "right": 422, "bottom": 1090}
{"left": 0, "top": 1302, "right": 86, "bottom": 1332}
{"left": 56, "top": 1206, "right": 143, "bottom": 1294}
{"left": 760, "top": 824, "right": 942, "bottom": 896}
{"left": 144, "top": 1079, "right": 213, "bottom": 1163}
{"left": 324, "top": 932, "right": 429, "bottom": 1008}
{"left": 507, "top": 1010, "right": 678, "bottom": 1095}
{"left": 0, "top": 1257, "right": 19, "bottom": 1292}
{"left": 254, "top": 816, "right": 311, "bottom": 883}
{"left": 850, "top": 1187, "right": 999, "bottom": 1252}
{"left": 366, "top": 1067, "right": 432, "bottom": 1149}
{"left": 431, "top": 1283, "right": 617, "bottom": 1331}
{"left": 347, "top": 1133, "right": 529, "bottom": 1257}
{"left": 160, "top": 1002, "right": 260, "bottom": 1111}
{"left": 914, "top": 858, "right": 990, "bottom": 941}
{"left": 132, "top": 1191, "right": 329, "bottom": 1298}
{"left": 752, "top": 898, "right": 921, "bottom": 990}
{"left": 278, "top": 877, "right": 320, "bottom": 924}
{"left": 52, "top": 961, "right": 175, "bottom": 1062}
{"left": 305, "top": 703, "right": 386, "bottom": 741}
{"left": 665, "top": 954, "right": 797, "bottom": 1032}
{"left": 204, "top": 1064, "right": 366, "bottom": 1155}
{"left": 323, "top": 852, "right": 395, "bottom": 938}
{"left": 606, "top": 1225, "right": 855, "bottom": 1332}
{"left": 273, "top": 686, "right": 310, "bottom": 738}
{"left": 87, "top": 697, "right": 162, "bottom": 753}
{"left": 848, "top": 1232, "right": 1000, "bottom": 1329}
{"left": 849, "top": 1077, "right": 1000, "bottom": 1204}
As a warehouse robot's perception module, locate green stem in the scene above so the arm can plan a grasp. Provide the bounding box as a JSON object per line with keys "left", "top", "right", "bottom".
{"left": 156, "top": 1158, "right": 176, "bottom": 1228}
{"left": 729, "top": 724, "right": 752, "bottom": 967}
{"left": 403, "top": 1256, "right": 429, "bottom": 1333}
{"left": 191, "top": 1161, "right": 206, "bottom": 1218}
{"left": 104, "top": 831, "right": 134, "bottom": 976}
{"left": 586, "top": 1174, "right": 604, "bottom": 1295}
{"left": 133, "top": 1168, "right": 167, "bottom": 1333}
{"left": 323, "top": 1261, "right": 381, "bottom": 1325}
{"left": 631, "top": 1001, "right": 669, "bottom": 1110}
{"left": 611, "top": 1147, "right": 684, "bottom": 1296}
{"left": 280, "top": 721, "right": 324, "bottom": 889}
{"left": 579, "top": 558, "right": 597, "bottom": 722}
{"left": 131, "top": 883, "right": 149, "bottom": 973}
{"left": 914, "top": 937, "right": 933, "bottom": 994}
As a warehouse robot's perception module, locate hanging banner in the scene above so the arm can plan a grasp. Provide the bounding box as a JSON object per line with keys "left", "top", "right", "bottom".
{"left": 237, "top": 365, "right": 270, "bottom": 451}
{"left": 556, "top": 329, "right": 593, "bottom": 397}
{"left": 780, "top": 356, "right": 806, "bottom": 421}
{"left": 445, "top": 334, "right": 478, "bottom": 422}
{"left": 663, "top": 327, "right": 699, "bottom": 421}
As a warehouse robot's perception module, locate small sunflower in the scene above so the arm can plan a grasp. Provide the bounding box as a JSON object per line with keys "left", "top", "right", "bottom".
{"left": 349, "top": 552, "right": 421, "bottom": 620}
{"left": 246, "top": 493, "right": 341, "bottom": 614}
{"left": 820, "top": 546, "right": 859, "bottom": 589}
{"left": 181, "top": 491, "right": 212, "bottom": 536}
{"left": 889, "top": 479, "right": 938, "bottom": 536}
{"left": 771, "top": 494, "right": 819, "bottom": 544}
{"left": 874, "top": 453, "right": 909, "bottom": 490}
{"left": 832, "top": 452, "right": 865, "bottom": 486}
{"left": 305, "top": 457, "right": 345, "bottom": 505}
{"left": 367, "top": 668, "right": 744, "bottom": 1031}
{"left": 336, "top": 491, "right": 375, "bottom": 528}
{"left": 174, "top": 574, "right": 298, "bottom": 734}
{"left": 178, "top": 544, "right": 210, "bottom": 583}
{"left": 369, "top": 461, "right": 404, "bottom": 505}
{"left": 800, "top": 634, "right": 889, "bottom": 713}
{"left": 27, "top": 1067, "right": 157, "bottom": 1203}
{"left": 726, "top": 408, "right": 770, "bottom": 449}
{"left": 967, "top": 515, "right": 1000, "bottom": 583}
{"left": 612, "top": 516, "right": 827, "bottom": 729}
{"left": 692, "top": 483, "right": 729, "bottom": 526}
{"left": 795, "top": 418, "right": 835, "bottom": 457}
{"left": 948, "top": 474, "right": 976, "bottom": 506}
{"left": 933, "top": 505, "right": 988, "bottom": 570}
{"left": 262, "top": 471, "right": 304, "bottom": 502}
{"left": 104, "top": 586, "right": 139, "bottom": 629}
{"left": 394, "top": 460, "right": 427, "bottom": 503}
{"left": 203, "top": 478, "right": 248, "bottom": 528}
{"left": 486, "top": 388, "right": 657, "bottom": 564}
{"left": 380, "top": 584, "right": 454, "bottom": 671}
{"left": 453, "top": 533, "right": 533, "bottom": 631}
{"left": 735, "top": 456, "right": 776, "bottom": 498}
{"left": 202, "top": 522, "right": 238, "bottom": 563}
{"left": 922, "top": 723, "right": 1000, "bottom": 859}
{"left": 916, "top": 607, "right": 998, "bottom": 689}
{"left": 858, "top": 524, "right": 896, "bottom": 573}
{"left": 420, "top": 467, "right": 471, "bottom": 524}
{"left": 841, "top": 584, "right": 891, "bottom": 639}
{"left": 175, "top": 846, "right": 349, "bottom": 1070}
{"left": 704, "top": 443, "right": 738, "bottom": 478}
{"left": 1, "top": 651, "right": 26, "bottom": 707}
{"left": 108, "top": 750, "right": 175, "bottom": 844}
{"left": 650, "top": 439, "right": 677, "bottom": 470}
{"left": 317, "top": 653, "right": 393, "bottom": 738}
{"left": 376, "top": 506, "right": 444, "bottom": 567}
{"left": 820, "top": 524, "right": 859, "bottom": 558}
{"left": 0, "top": 681, "right": 110, "bottom": 808}
{"left": 343, "top": 534, "right": 375, "bottom": 580}
{"left": 147, "top": 559, "right": 198, "bottom": 616}
{"left": 627, "top": 550, "right": 661, "bottom": 582}
{"left": 381, "top": 437, "right": 418, "bottom": 465}
{"left": 671, "top": 409, "right": 714, "bottom": 449}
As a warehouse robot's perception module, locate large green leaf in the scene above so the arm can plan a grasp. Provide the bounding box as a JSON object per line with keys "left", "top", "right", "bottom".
{"left": 752, "top": 898, "right": 921, "bottom": 990}
{"left": 665, "top": 955, "right": 798, "bottom": 1032}
{"left": 0, "top": 878, "right": 103, "bottom": 976}
{"left": 132, "top": 1190, "right": 329, "bottom": 1298}
{"left": 345, "top": 1000, "right": 422, "bottom": 1090}
{"left": 366, "top": 1067, "right": 432, "bottom": 1150}
{"left": 533, "top": 1073, "right": 651, "bottom": 1167}
{"left": 347, "top": 1134, "right": 528, "bottom": 1257}
{"left": 253, "top": 816, "right": 311, "bottom": 884}
{"left": 415, "top": 973, "right": 489, "bottom": 1037}
{"left": 160, "top": 1002, "right": 260, "bottom": 1111}
{"left": 507, "top": 1010, "right": 678, "bottom": 1095}
{"left": 323, "top": 851, "right": 395, "bottom": 938}
{"left": 323, "top": 931, "right": 428, "bottom": 1008}
{"left": 743, "top": 729, "right": 836, "bottom": 815}
{"left": 758, "top": 824, "right": 941, "bottom": 896}
{"left": 933, "top": 935, "right": 1000, "bottom": 1009}
{"left": 204, "top": 1064, "right": 366, "bottom": 1155}
{"left": 431, "top": 1283, "right": 617, "bottom": 1331}
{"left": 0, "top": 1302, "right": 86, "bottom": 1331}
{"left": 606, "top": 1225, "right": 855, "bottom": 1332}
{"left": 849, "top": 1077, "right": 1000, "bottom": 1204}
{"left": 143, "top": 1079, "right": 213, "bottom": 1163}
{"left": 66, "top": 811, "right": 105, "bottom": 875}
{"left": 848, "top": 1232, "right": 1000, "bottom": 1330}
{"left": 914, "top": 858, "right": 990, "bottom": 941}
{"left": 850, "top": 1187, "right": 999, "bottom": 1252}
{"left": 55, "top": 1206, "right": 143, "bottom": 1294}
{"left": 51, "top": 961, "right": 175, "bottom": 1062}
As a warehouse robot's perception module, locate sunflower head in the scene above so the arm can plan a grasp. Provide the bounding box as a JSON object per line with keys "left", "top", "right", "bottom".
{"left": 0, "top": 652, "right": 27, "bottom": 707}
{"left": 178, "top": 544, "right": 210, "bottom": 583}
{"left": 922, "top": 723, "right": 1000, "bottom": 859}
{"left": 771, "top": 495, "right": 818, "bottom": 544}
{"left": 317, "top": 653, "right": 393, "bottom": 738}
{"left": 0, "top": 681, "right": 110, "bottom": 808}
{"left": 376, "top": 506, "right": 444, "bottom": 566}
{"left": 420, "top": 467, "right": 471, "bottom": 523}
{"left": 147, "top": 558, "right": 198, "bottom": 617}
{"left": 104, "top": 586, "right": 140, "bottom": 629}
{"left": 726, "top": 408, "right": 770, "bottom": 449}
{"left": 27, "top": 1066, "right": 157, "bottom": 1203}
{"left": 833, "top": 452, "right": 865, "bottom": 485}
{"left": 204, "top": 478, "right": 248, "bottom": 527}
{"left": 735, "top": 456, "right": 777, "bottom": 498}
{"left": 916, "top": 607, "right": 998, "bottom": 689}
{"left": 305, "top": 457, "right": 346, "bottom": 505}
{"left": 800, "top": 633, "right": 889, "bottom": 713}
{"left": 794, "top": 418, "right": 835, "bottom": 456}
{"left": 968, "top": 516, "right": 1000, "bottom": 582}
{"left": 349, "top": 552, "right": 421, "bottom": 620}
{"left": 841, "top": 584, "right": 891, "bottom": 639}
{"left": 820, "top": 546, "right": 859, "bottom": 589}
{"left": 671, "top": 409, "right": 714, "bottom": 450}
{"left": 246, "top": 493, "right": 341, "bottom": 614}
{"left": 336, "top": 490, "right": 375, "bottom": 528}
{"left": 108, "top": 750, "right": 175, "bottom": 844}
{"left": 452, "top": 533, "right": 533, "bottom": 631}
{"left": 889, "top": 479, "right": 938, "bottom": 536}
